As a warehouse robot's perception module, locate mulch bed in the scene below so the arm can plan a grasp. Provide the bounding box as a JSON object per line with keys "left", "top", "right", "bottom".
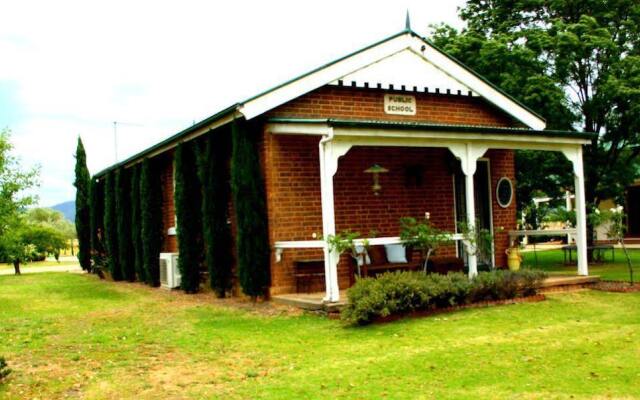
{"left": 370, "top": 294, "right": 546, "bottom": 325}
{"left": 593, "top": 281, "right": 640, "bottom": 293}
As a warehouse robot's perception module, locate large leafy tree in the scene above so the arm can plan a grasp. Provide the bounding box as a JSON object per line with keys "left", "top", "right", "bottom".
{"left": 0, "top": 129, "right": 39, "bottom": 233}
{"left": 0, "top": 128, "right": 40, "bottom": 274}
{"left": 74, "top": 137, "right": 91, "bottom": 271}
{"left": 431, "top": 0, "right": 640, "bottom": 228}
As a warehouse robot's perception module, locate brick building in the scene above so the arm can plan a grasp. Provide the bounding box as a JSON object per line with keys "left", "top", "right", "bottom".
{"left": 95, "top": 26, "right": 593, "bottom": 302}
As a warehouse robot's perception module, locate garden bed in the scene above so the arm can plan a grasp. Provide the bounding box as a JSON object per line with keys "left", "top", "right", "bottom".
{"left": 593, "top": 280, "right": 640, "bottom": 293}
{"left": 371, "top": 293, "right": 546, "bottom": 324}
{"left": 342, "top": 270, "right": 548, "bottom": 325}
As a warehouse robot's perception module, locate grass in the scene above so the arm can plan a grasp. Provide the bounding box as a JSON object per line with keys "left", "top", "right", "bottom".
{"left": 0, "top": 273, "right": 639, "bottom": 399}
{"left": 0, "top": 260, "right": 78, "bottom": 271}
{"left": 521, "top": 247, "right": 639, "bottom": 281}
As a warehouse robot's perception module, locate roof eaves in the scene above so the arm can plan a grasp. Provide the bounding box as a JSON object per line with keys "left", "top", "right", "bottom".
{"left": 94, "top": 103, "right": 240, "bottom": 178}
{"left": 240, "top": 30, "right": 411, "bottom": 106}
{"left": 267, "top": 117, "right": 596, "bottom": 140}
{"left": 413, "top": 32, "right": 546, "bottom": 124}
{"left": 328, "top": 118, "right": 591, "bottom": 139}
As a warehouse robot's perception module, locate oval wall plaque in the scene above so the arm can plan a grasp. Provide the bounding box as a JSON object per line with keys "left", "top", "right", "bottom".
{"left": 496, "top": 177, "right": 513, "bottom": 208}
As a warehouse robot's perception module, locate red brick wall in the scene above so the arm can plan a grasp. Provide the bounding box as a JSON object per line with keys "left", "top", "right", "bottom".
{"left": 267, "top": 85, "right": 516, "bottom": 127}
{"left": 158, "top": 152, "right": 178, "bottom": 253}
{"left": 263, "top": 133, "right": 461, "bottom": 294}
{"left": 152, "top": 86, "right": 518, "bottom": 295}
{"left": 263, "top": 86, "right": 519, "bottom": 294}
{"left": 487, "top": 149, "right": 517, "bottom": 268}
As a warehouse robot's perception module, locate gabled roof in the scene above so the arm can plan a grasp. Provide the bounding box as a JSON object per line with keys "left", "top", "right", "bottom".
{"left": 238, "top": 28, "right": 546, "bottom": 129}
{"left": 95, "top": 27, "right": 548, "bottom": 178}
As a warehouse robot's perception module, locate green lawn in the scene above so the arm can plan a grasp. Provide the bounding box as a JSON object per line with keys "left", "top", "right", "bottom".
{"left": 522, "top": 247, "right": 639, "bottom": 281}
{"left": 0, "top": 260, "right": 78, "bottom": 271}
{"left": 1, "top": 273, "right": 639, "bottom": 399}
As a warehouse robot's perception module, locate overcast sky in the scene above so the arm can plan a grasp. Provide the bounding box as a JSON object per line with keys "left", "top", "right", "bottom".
{"left": 0, "top": 0, "right": 466, "bottom": 207}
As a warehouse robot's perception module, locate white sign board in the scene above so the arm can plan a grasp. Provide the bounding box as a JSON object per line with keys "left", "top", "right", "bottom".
{"left": 384, "top": 94, "right": 416, "bottom": 115}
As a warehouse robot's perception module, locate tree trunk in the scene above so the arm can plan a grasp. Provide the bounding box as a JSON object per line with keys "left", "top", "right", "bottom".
{"left": 586, "top": 222, "right": 595, "bottom": 262}
{"left": 13, "top": 260, "right": 21, "bottom": 275}
{"left": 620, "top": 240, "right": 634, "bottom": 285}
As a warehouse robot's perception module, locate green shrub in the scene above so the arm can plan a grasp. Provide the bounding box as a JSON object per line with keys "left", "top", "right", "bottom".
{"left": 174, "top": 141, "right": 204, "bottom": 293}
{"left": 446, "top": 272, "right": 472, "bottom": 305}
{"left": 518, "top": 269, "right": 548, "bottom": 296}
{"left": 103, "top": 170, "right": 121, "bottom": 280}
{"left": 0, "top": 356, "right": 11, "bottom": 381}
{"left": 343, "top": 272, "right": 432, "bottom": 324}
{"left": 343, "top": 269, "right": 547, "bottom": 325}
{"left": 116, "top": 168, "right": 135, "bottom": 282}
{"left": 231, "top": 119, "right": 270, "bottom": 298}
{"left": 469, "top": 271, "right": 505, "bottom": 302}
{"left": 196, "top": 131, "right": 233, "bottom": 297}
{"left": 140, "top": 158, "right": 163, "bottom": 287}
{"left": 89, "top": 177, "right": 105, "bottom": 267}
{"left": 130, "top": 164, "right": 144, "bottom": 282}
{"left": 74, "top": 137, "right": 91, "bottom": 271}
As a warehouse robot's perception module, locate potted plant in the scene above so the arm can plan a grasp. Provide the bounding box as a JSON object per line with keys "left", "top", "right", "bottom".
{"left": 326, "top": 231, "right": 369, "bottom": 277}
{"left": 605, "top": 206, "right": 634, "bottom": 285}
{"left": 459, "top": 219, "right": 498, "bottom": 269}
{"left": 399, "top": 216, "right": 452, "bottom": 273}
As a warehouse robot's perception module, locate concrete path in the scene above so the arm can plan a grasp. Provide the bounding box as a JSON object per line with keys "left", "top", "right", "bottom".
{"left": 0, "top": 264, "right": 82, "bottom": 276}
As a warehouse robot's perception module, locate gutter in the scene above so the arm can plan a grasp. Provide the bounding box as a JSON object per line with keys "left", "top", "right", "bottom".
{"left": 94, "top": 104, "right": 241, "bottom": 178}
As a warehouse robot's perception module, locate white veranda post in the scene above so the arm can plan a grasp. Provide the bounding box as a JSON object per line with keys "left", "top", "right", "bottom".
{"left": 449, "top": 143, "right": 487, "bottom": 278}
{"left": 563, "top": 146, "right": 589, "bottom": 276}
{"left": 319, "top": 134, "right": 351, "bottom": 302}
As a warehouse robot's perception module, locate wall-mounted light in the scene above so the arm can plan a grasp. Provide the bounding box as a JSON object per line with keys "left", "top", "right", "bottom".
{"left": 364, "top": 163, "right": 389, "bottom": 195}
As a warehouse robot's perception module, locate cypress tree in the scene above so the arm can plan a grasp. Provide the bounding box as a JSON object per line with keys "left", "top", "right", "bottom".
{"left": 196, "top": 131, "right": 233, "bottom": 297}
{"left": 89, "top": 177, "right": 105, "bottom": 266}
{"left": 73, "top": 137, "right": 91, "bottom": 271}
{"left": 231, "top": 119, "right": 270, "bottom": 298}
{"left": 116, "top": 168, "right": 135, "bottom": 281}
{"left": 130, "top": 164, "right": 144, "bottom": 281}
{"left": 140, "top": 158, "right": 163, "bottom": 286}
{"left": 103, "top": 170, "right": 121, "bottom": 280}
{"left": 174, "top": 141, "right": 204, "bottom": 293}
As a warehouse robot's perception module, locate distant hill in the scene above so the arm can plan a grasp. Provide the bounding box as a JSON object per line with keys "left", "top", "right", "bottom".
{"left": 52, "top": 201, "right": 75, "bottom": 222}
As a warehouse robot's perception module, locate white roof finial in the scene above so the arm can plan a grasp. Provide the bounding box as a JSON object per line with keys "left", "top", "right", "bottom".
{"left": 405, "top": 10, "right": 411, "bottom": 31}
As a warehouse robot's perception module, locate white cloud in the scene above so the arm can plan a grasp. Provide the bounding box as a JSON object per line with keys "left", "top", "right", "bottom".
{"left": 0, "top": 0, "right": 466, "bottom": 206}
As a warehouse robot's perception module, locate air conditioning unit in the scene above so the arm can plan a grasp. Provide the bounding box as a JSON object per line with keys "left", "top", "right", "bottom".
{"left": 159, "top": 253, "right": 180, "bottom": 289}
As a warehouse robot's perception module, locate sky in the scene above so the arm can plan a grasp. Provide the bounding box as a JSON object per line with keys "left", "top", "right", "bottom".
{"left": 0, "top": 0, "right": 467, "bottom": 207}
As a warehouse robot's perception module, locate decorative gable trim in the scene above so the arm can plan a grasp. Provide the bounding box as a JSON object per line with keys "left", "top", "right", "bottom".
{"left": 239, "top": 31, "right": 546, "bottom": 130}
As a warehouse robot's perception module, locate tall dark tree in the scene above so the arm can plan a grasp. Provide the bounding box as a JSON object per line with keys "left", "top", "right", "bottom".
{"left": 196, "top": 130, "right": 233, "bottom": 297}
{"left": 74, "top": 137, "right": 91, "bottom": 271}
{"left": 174, "top": 142, "right": 204, "bottom": 293}
{"left": 130, "top": 164, "right": 144, "bottom": 282}
{"left": 231, "top": 119, "right": 270, "bottom": 299}
{"left": 103, "top": 170, "right": 121, "bottom": 280}
{"left": 431, "top": 0, "right": 640, "bottom": 240}
{"left": 116, "top": 168, "right": 135, "bottom": 281}
{"left": 89, "top": 177, "right": 105, "bottom": 266}
{"left": 140, "top": 158, "right": 163, "bottom": 286}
